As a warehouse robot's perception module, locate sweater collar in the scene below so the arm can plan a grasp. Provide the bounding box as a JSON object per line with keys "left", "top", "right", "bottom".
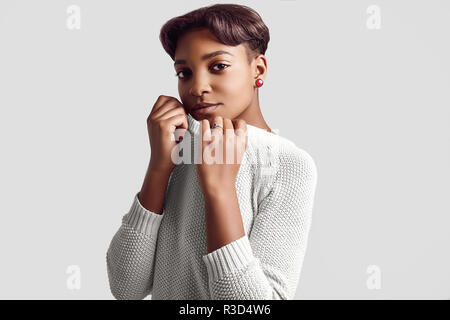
{"left": 186, "top": 112, "right": 277, "bottom": 136}
{"left": 187, "top": 113, "right": 201, "bottom": 136}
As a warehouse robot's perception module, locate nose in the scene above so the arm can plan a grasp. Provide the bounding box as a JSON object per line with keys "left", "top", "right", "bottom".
{"left": 189, "top": 73, "right": 211, "bottom": 97}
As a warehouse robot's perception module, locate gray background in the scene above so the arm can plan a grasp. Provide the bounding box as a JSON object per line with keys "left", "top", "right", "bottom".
{"left": 0, "top": 0, "right": 448, "bottom": 299}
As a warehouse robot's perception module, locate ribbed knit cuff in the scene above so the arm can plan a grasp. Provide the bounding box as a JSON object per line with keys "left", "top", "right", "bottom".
{"left": 122, "top": 192, "right": 164, "bottom": 238}
{"left": 202, "top": 234, "right": 256, "bottom": 283}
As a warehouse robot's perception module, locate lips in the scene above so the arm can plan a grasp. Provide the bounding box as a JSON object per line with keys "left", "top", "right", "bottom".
{"left": 191, "top": 103, "right": 221, "bottom": 115}
{"left": 192, "top": 102, "right": 221, "bottom": 110}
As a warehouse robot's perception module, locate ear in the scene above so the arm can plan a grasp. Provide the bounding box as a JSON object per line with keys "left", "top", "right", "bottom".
{"left": 253, "top": 54, "right": 268, "bottom": 81}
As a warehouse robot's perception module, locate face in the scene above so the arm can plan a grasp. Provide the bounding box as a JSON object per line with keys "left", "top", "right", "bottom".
{"left": 174, "top": 28, "right": 259, "bottom": 122}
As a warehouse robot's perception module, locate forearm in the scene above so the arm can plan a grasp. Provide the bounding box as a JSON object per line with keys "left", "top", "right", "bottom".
{"left": 204, "top": 185, "right": 245, "bottom": 254}
{"left": 138, "top": 165, "right": 171, "bottom": 214}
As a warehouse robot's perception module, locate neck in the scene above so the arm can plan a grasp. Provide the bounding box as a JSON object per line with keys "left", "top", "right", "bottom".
{"left": 234, "top": 101, "right": 272, "bottom": 133}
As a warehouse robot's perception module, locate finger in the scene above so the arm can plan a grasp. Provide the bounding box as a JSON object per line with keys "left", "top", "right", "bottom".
{"left": 158, "top": 106, "right": 186, "bottom": 122}
{"left": 223, "top": 118, "right": 234, "bottom": 164}
{"left": 151, "top": 102, "right": 181, "bottom": 120}
{"left": 210, "top": 116, "right": 224, "bottom": 162}
{"left": 223, "top": 117, "right": 233, "bottom": 134}
{"left": 201, "top": 119, "right": 212, "bottom": 149}
{"left": 162, "top": 114, "right": 188, "bottom": 133}
{"left": 232, "top": 119, "right": 247, "bottom": 137}
{"left": 149, "top": 95, "right": 172, "bottom": 116}
{"left": 233, "top": 119, "right": 248, "bottom": 162}
{"left": 211, "top": 115, "right": 223, "bottom": 134}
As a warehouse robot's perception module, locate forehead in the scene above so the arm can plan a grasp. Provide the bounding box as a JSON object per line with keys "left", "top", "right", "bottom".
{"left": 174, "top": 28, "right": 245, "bottom": 61}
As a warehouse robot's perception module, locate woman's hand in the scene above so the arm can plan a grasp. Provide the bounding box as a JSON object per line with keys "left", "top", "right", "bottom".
{"left": 195, "top": 116, "right": 248, "bottom": 196}
{"left": 147, "top": 95, "right": 188, "bottom": 175}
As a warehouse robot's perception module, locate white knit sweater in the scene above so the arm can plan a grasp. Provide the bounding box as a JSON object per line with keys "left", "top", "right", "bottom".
{"left": 106, "top": 113, "right": 318, "bottom": 300}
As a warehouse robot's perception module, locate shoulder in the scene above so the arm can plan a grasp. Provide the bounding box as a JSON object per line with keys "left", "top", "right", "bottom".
{"left": 247, "top": 126, "right": 317, "bottom": 181}
{"left": 272, "top": 138, "right": 318, "bottom": 189}
{"left": 247, "top": 127, "right": 317, "bottom": 198}
{"left": 255, "top": 137, "right": 318, "bottom": 217}
{"left": 280, "top": 139, "right": 317, "bottom": 177}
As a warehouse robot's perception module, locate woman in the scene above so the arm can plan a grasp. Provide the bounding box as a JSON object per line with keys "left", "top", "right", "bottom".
{"left": 106, "top": 3, "right": 318, "bottom": 300}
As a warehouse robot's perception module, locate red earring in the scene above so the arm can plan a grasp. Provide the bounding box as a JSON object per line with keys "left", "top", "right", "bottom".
{"left": 255, "top": 78, "right": 264, "bottom": 87}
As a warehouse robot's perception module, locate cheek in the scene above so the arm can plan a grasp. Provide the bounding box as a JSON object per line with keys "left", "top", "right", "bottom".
{"left": 219, "top": 72, "right": 251, "bottom": 95}
{"left": 219, "top": 77, "right": 254, "bottom": 111}
{"left": 178, "top": 83, "right": 190, "bottom": 103}
{"left": 178, "top": 81, "right": 185, "bottom": 93}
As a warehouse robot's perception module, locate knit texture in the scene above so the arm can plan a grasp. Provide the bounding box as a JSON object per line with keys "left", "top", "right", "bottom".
{"left": 106, "top": 113, "right": 318, "bottom": 300}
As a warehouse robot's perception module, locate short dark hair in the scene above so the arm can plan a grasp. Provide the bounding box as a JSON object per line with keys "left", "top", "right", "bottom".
{"left": 159, "top": 3, "right": 270, "bottom": 64}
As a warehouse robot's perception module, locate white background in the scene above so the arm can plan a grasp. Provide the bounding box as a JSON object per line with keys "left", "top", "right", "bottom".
{"left": 0, "top": 0, "right": 449, "bottom": 299}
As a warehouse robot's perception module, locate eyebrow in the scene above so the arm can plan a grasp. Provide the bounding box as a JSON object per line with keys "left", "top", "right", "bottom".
{"left": 174, "top": 50, "right": 234, "bottom": 66}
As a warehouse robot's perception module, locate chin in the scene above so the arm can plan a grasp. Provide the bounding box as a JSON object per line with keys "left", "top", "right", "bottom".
{"left": 189, "top": 112, "right": 222, "bottom": 122}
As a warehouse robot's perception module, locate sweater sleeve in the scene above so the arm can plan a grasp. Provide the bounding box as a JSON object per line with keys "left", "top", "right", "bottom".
{"left": 201, "top": 147, "right": 318, "bottom": 300}
{"left": 106, "top": 192, "right": 164, "bottom": 300}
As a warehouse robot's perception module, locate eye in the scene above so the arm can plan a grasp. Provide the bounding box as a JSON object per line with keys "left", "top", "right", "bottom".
{"left": 211, "top": 63, "right": 229, "bottom": 71}
{"left": 175, "top": 70, "right": 189, "bottom": 79}
{"left": 174, "top": 63, "right": 229, "bottom": 80}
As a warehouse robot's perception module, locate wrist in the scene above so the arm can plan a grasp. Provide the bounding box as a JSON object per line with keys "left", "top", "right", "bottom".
{"left": 202, "top": 182, "right": 236, "bottom": 201}
{"left": 148, "top": 164, "right": 173, "bottom": 178}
